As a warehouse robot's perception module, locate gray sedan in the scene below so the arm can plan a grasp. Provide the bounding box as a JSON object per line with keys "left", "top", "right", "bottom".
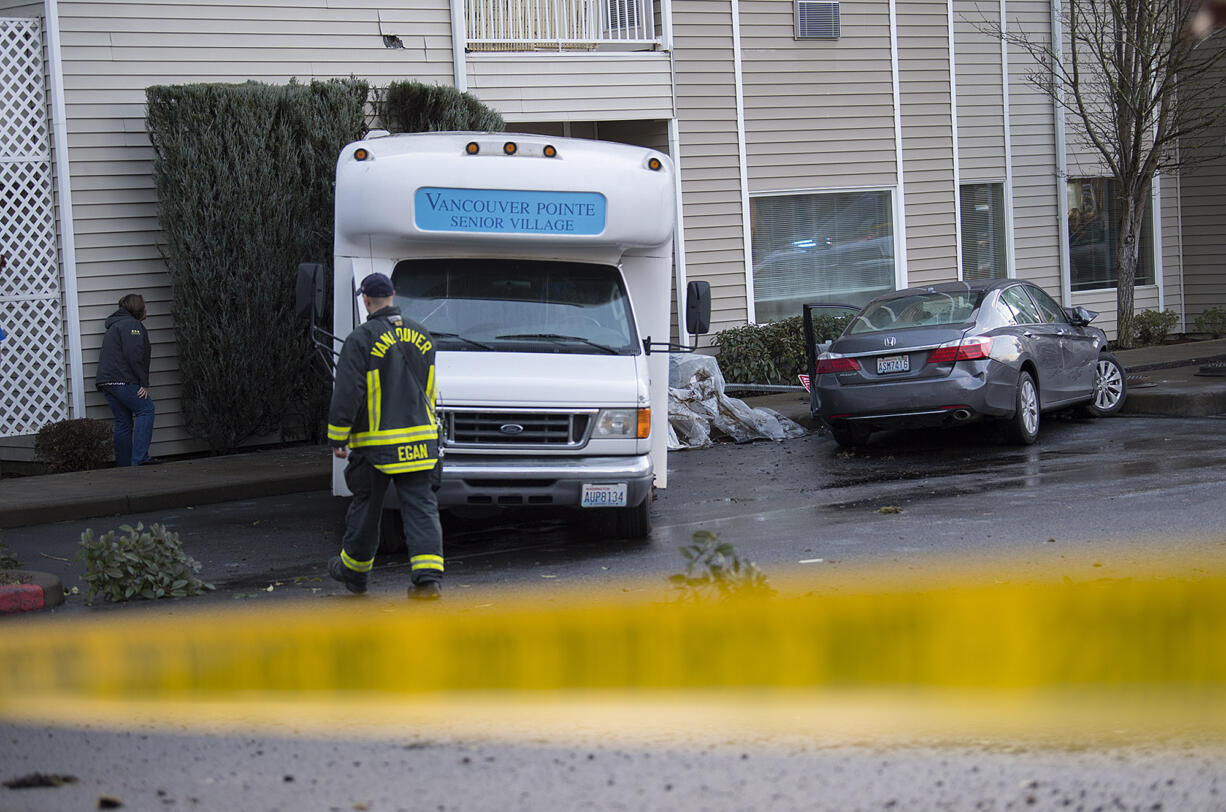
{"left": 806, "top": 279, "right": 1127, "bottom": 447}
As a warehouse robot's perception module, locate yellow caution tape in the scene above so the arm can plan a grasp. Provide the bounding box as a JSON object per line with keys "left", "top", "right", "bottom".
{"left": 2, "top": 575, "right": 1225, "bottom": 702}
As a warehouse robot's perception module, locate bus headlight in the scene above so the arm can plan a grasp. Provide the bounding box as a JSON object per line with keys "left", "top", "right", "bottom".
{"left": 594, "top": 408, "right": 650, "bottom": 439}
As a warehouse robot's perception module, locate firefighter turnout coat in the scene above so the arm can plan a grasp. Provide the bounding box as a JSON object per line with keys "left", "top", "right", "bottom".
{"left": 327, "top": 305, "right": 440, "bottom": 474}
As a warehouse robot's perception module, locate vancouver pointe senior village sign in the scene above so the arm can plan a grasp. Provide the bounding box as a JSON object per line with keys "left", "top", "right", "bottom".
{"left": 414, "top": 187, "right": 607, "bottom": 235}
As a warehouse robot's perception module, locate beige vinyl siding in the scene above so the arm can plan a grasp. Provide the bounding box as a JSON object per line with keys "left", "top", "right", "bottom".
{"left": 1179, "top": 41, "right": 1226, "bottom": 327}
{"left": 953, "top": 0, "right": 1005, "bottom": 183}
{"left": 672, "top": 0, "right": 745, "bottom": 333}
{"left": 738, "top": 0, "right": 896, "bottom": 190}
{"left": 467, "top": 54, "right": 672, "bottom": 121}
{"left": 0, "top": 4, "right": 42, "bottom": 17}
{"left": 1158, "top": 174, "right": 1184, "bottom": 328}
{"left": 51, "top": 0, "right": 456, "bottom": 459}
{"left": 1004, "top": 0, "right": 1060, "bottom": 299}
{"left": 897, "top": 0, "right": 957, "bottom": 287}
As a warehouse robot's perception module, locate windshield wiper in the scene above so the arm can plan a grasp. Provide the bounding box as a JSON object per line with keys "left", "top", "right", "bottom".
{"left": 429, "top": 331, "right": 493, "bottom": 351}
{"left": 496, "top": 333, "right": 621, "bottom": 355}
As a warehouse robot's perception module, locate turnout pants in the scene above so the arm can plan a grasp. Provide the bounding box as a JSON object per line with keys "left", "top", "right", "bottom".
{"left": 340, "top": 452, "right": 444, "bottom": 584}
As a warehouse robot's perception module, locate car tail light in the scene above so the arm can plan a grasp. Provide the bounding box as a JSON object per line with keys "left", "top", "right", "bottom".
{"left": 928, "top": 336, "right": 992, "bottom": 364}
{"left": 816, "top": 354, "right": 861, "bottom": 374}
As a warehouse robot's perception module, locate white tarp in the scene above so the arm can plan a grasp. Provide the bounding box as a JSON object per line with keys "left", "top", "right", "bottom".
{"left": 667, "top": 354, "right": 808, "bottom": 449}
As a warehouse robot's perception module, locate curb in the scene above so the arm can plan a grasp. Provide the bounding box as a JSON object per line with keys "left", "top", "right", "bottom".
{"left": 0, "top": 570, "right": 65, "bottom": 614}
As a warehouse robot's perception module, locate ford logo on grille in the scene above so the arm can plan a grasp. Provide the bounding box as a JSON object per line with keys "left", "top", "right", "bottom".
{"left": 884, "top": 336, "right": 897, "bottom": 347}
{"left": 500, "top": 423, "right": 525, "bottom": 435}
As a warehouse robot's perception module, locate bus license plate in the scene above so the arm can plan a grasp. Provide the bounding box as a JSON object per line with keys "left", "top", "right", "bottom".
{"left": 877, "top": 355, "right": 910, "bottom": 374}
{"left": 581, "top": 483, "right": 627, "bottom": 508}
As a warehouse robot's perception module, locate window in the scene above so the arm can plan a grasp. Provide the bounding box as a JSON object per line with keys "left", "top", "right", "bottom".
{"left": 999, "top": 285, "right": 1043, "bottom": 325}
{"left": 796, "top": 1, "right": 840, "bottom": 38}
{"left": 750, "top": 190, "right": 895, "bottom": 323}
{"left": 1067, "top": 178, "right": 1154, "bottom": 292}
{"left": 960, "top": 183, "right": 1007, "bottom": 280}
{"left": 392, "top": 258, "right": 639, "bottom": 355}
{"left": 1023, "top": 284, "right": 1068, "bottom": 324}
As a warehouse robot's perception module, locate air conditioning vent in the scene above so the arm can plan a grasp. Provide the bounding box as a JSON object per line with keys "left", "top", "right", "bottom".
{"left": 796, "top": 0, "right": 840, "bottom": 39}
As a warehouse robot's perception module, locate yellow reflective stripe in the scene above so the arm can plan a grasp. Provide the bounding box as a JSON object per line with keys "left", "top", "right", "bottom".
{"left": 327, "top": 424, "right": 350, "bottom": 442}
{"left": 410, "top": 554, "right": 444, "bottom": 572}
{"left": 366, "top": 369, "right": 381, "bottom": 433}
{"left": 374, "top": 459, "right": 437, "bottom": 474}
{"left": 348, "top": 426, "right": 437, "bottom": 448}
{"left": 425, "top": 366, "right": 437, "bottom": 427}
{"left": 340, "top": 550, "right": 374, "bottom": 573}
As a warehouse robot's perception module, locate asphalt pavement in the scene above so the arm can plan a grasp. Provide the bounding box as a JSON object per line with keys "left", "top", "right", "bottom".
{"left": 1, "top": 338, "right": 1223, "bottom": 534}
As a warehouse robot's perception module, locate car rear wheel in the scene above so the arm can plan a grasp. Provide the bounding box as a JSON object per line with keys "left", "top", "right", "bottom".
{"left": 1004, "top": 371, "right": 1040, "bottom": 445}
{"left": 1085, "top": 352, "right": 1127, "bottom": 417}
{"left": 830, "top": 422, "right": 870, "bottom": 449}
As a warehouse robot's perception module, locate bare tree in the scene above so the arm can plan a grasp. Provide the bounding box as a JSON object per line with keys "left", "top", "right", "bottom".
{"left": 987, "top": 0, "right": 1226, "bottom": 346}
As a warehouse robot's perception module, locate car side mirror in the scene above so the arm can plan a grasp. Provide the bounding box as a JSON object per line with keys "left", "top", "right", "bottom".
{"left": 296, "top": 262, "right": 327, "bottom": 324}
{"left": 1065, "top": 306, "right": 1098, "bottom": 327}
{"left": 685, "top": 280, "right": 711, "bottom": 335}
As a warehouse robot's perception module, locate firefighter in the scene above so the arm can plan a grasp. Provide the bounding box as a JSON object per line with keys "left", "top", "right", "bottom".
{"left": 326, "top": 272, "right": 444, "bottom": 600}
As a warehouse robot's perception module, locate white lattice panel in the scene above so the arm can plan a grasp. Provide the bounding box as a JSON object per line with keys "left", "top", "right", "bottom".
{"left": 1, "top": 17, "right": 67, "bottom": 437}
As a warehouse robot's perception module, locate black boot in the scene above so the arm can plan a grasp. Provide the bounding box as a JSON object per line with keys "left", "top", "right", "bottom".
{"left": 328, "top": 556, "right": 368, "bottom": 595}
{"left": 408, "top": 580, "right": 441, "bottom": 600}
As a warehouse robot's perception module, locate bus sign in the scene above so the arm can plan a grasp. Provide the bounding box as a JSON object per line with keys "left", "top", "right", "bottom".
{"left": 414, "top": 187, "right": 607, "bottom": 236}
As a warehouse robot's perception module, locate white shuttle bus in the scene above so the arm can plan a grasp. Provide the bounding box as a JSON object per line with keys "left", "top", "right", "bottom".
{"left": 318, "top": 131, "right": 705, "bottom": 546}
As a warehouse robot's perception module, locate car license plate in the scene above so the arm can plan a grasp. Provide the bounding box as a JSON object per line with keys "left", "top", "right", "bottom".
{"left": 877, "top": 354, "right": 910, "bottom": 374}
{"left": 581, "top": 483, "right": 627, "bottom": 508}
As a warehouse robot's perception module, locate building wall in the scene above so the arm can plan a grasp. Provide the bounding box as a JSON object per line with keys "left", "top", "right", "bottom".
{"left": 896, "top": 0, "right": 957, "bottom": 286}
{"left": 1179, "top": 39, "right": 1226, "bottom": 327}
{"left": 1004, "top": 0, "right": 1061, "bottom": 301}
{"left": 467, "top": 53, "right": 672, "bottom": 121}
{"left": 670, "top": 0, "right": 746, "bottom": 333}
{"left": 954, "top": 0, "right": 1005, "bottom": 184}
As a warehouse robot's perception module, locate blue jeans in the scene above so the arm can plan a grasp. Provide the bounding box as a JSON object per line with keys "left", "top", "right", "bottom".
{"left": 101, "top": 384, "right": 155, "bottom": 466}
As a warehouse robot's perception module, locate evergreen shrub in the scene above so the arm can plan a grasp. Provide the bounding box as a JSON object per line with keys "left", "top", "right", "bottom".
{"left": 76, "top": 522, "right": 213, "bottom": 604}
{"left": 1131, "top": 308, "right": 1180, "bottom": 346}
{"left": 713, "top": 312, "right": 852, "bottom": 386}
{"left": 380, "top": 81, "right": 505, "bottom": 133}
{"left": 1194, "top": 306, "right": 1226, "bottom": 339}
{"left": 146, "top": 79, "right": 368, "bottom": 451}
{"left": 34, "top": 418, "right": 112, "bottom": 473}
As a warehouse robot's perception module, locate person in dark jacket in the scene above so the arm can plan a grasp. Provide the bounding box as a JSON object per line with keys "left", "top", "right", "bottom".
{"left": 326, "top": 272, "right": 444, "bottom": 600}
{"left": 96, "top": 293, "right": 157, "bottom": 466}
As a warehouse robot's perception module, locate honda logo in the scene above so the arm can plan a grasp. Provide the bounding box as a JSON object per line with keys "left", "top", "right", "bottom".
{"left": 884, "top": 336, "right": 897, "bottom": 347}
{"left": 500, "top": 423, "right": 525, "bottom": 435}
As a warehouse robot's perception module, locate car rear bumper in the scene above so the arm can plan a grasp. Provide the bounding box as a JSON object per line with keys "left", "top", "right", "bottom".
{"left": 815, "top": 360, "right": 1019, "bottom": 428}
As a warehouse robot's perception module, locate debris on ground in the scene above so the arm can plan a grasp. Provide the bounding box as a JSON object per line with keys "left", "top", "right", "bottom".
{"left": 667, "top": 354, "right": 807, "bottom": 449}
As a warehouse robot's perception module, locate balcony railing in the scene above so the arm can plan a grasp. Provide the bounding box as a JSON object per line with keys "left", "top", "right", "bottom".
{"left": 466, "top": 0, "right": 659, "bottom": 51}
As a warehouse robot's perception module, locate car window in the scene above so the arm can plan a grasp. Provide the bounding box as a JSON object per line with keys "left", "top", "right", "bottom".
{"left": 1024, "top": 285, "right": 1069, "bottom": 325}
{"left": 848, "top": 290, "right": 982, "bottom": 333}
{"left": 999, "top": 286, "right": 1043, "bottom": 325}
{"left": 976, "top": 293, "right": 1018, "bottom": 331}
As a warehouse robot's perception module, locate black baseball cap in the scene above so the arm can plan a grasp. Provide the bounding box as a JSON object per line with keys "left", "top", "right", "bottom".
{"left": 356, "top": 272, "right": 394, "bottom": 298}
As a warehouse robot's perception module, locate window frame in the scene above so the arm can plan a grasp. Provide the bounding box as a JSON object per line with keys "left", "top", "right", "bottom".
{"left": 1066, "top": 176, "right": 1155, "bottom": 293}
{"left": 958, "top": 181, "right": 1009, "bottom": 282}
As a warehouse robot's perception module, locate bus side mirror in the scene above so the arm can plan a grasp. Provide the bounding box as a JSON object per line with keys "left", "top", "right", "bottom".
{"left": 296, "top": 262, "right": 326, "bottom": 324}
{"left": 686, "top": 280, "right": 711, "bottom": 335}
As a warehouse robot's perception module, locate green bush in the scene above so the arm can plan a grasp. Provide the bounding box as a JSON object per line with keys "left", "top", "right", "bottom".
{"left": 0, "top": 539, "right": 19, "bottom": 569}
{"left": 33, "top": 418, "right": 112, "bottom": 473}
{"left": 379, "top": 81, "right": 505, "bottom": 133}
{"left": 76, "top": 522, "right": 213, "bottom": 604}
{"left": 146, "top": 79, "right": 369, "bottom": 452}
{"left": 1194, "top": 306, "right": 1226, "bottom": 339}
{"left": 713, "top": 312, "right": 852, "bottom": 386}
{"left": 669, "top": 530, "right": 774, "bottom": 603}
{"left": 1131, "top": 308, "right": 1180, "bottom": 346}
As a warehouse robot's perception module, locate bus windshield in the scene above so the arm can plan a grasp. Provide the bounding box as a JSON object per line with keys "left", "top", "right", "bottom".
{"left": 391, "top": 258, "right": 640, "bottom": 355}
